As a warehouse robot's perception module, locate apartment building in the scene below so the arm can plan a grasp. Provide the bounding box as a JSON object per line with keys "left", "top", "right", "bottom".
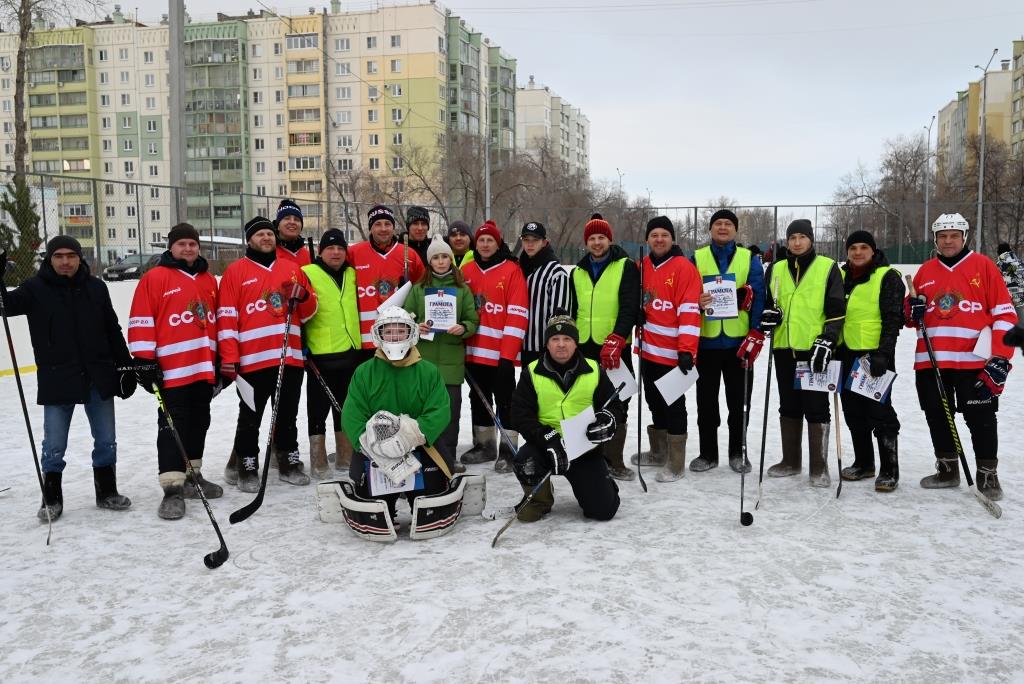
{"left": 940, "top": 64, "right": 1013, "bottom": 180}
{"left": 516, "top": 76, "right": 590, "bottom": 177}
{"left": 1012, "top": 40, "right": 1023, "bottom": 157}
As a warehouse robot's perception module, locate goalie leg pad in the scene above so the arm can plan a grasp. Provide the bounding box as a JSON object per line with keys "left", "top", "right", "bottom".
{"left": 335, "top": 481, "right": 397, "bottom": 543}
{"left": 409, "top": 475, "right": 484, "bottom": 540}
{"left": 316, "top": 480, "right": 348, "bottom": 523}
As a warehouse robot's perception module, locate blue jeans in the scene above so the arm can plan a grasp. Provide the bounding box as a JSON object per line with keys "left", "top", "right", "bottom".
{"left": 41, "top": 386, "right": 117, "bottom": 474}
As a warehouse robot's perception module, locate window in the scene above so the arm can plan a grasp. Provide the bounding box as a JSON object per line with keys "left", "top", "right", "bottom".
{"left": 366, "top": 61, "right": 378, "bottom": 75}
{"left": 390, "top": 59, "right": 401, "bottom": 73}
{"left": 369, "top": 157, "right": 380, "bottom": 170}
{"left": 253, "top": 91, "right": 263, "bottom": 104}
{"left": 291, "top": 180, "right": 322, "bottom": 193}
{"left": 1, "top": 122, "right": 8, "bottom": 133}
{"left": 0, "top": 78, "right": 8, "bottom": 90}
{"left": 288, "top": 84, "right": 319, "bottom": 97}
{"left": 252, "top": 68, "right": 262, "bottom": 81}
{"left": 338, "top": 110, "right": 352, "bottom": 124}
{"left": 368, "top": 85, "right": 379, "bottom": 99}
{"left": 121, "top": 94, "right": 131, "bottom": 106}
{"left": 98, "top": 49, "right": 108, "bottom": 62}
{"left": 368, "top": 109, "right": 378, "bottom": 123}
{"left": 101, "top": 116, "right": 111, "bottom": 130}
{"left": 390, "top": 35, "right": 401, "bottom": 48}
{"left": 150, "top": 232, "right": 161, "bottom": 244}
{"left": 286, "top": 59, "right": 319, "bottom": 74}
{"left": 288, "top": 156, "right": 321, "bottom": 170}
{"left": 278, "top": 184, "right": 287, "bottom": 195}
{"left": 251, "top": 44, "right": 262, "bottom": 58}
{"left": 439, "top": 108, "right": 445, "bottom": 123}
{"left": 390, "top": 84, "right": 403, "bottom": 97}
{"left": 118, "top": 48, "right": 128, "bottom": 60}
{"left": 273, "top": 42, "right": 281, "bottom": 55}
{"left": 367, "top": 36, "right": 377, "bottom": 49}
{"left": 144, "top": 74, "right": 155, "bottom": 87}
{"left": 339, "top": 134, "right": 353, "bottom": 147}
{"left": 254, "top": 138, "right": 265, "bottom": 150}
{"left": 102, "top": 139, "right": 112, "bottom": 151}
{"left": 151, "top": 210, "right": 161, "bottom": 221}
{"left": 339, "top": 158, "right": 353, "bottom": 171}
{"left": 392, "top": 133, "right": 403, "bottom": 145}
{"left": 254, "top": 114, "right": 264, "bottom": 127}
{"left": 391, "top": 108, "right": 403, "bottom": 123}
{"left": 391, "top": 157, "right": 403, "bottom": 171}
{"left": 334, "top": 38, "right": 350, "bottom": 52}
{"left": 128, "top": 228, "right": 137, "bottom": 239}
{"left": 335, "top": 86, "right": 351, "bottom": 101}
{"left": 149, "top": 165, "right": 158, "bottom": 177}
{"left": 144, "top": 97, "right": 156, "bottom": 110}
{"left": 123, "top": 139, "right": 133, "bottom": 151}
{"left": 439, "top": 36, "right": 445, "bottom": 53}
{"left": 143, "top": 50, "right": 154, "bottom": 64}
{"left": 103, "top": 162, "right": 113, "bottom": 173}
{"left": 290, "top": 132, "right": 320, "bottom": 145}
{"left": 146, "top": 120, "right": 157, "bottom": 132}
{"left": 274, "top": 66, "right": 283, "bottom": 79}
{"left": 255, "top": 161, "right": 266, "bottom": 173}
{"left": 127, "top": 205, "right": 136, "bottom": 218}
{"left": 124, "top": 161, "right": 135, "bottom": 174}
{"left": 120, "top": 71, "right": 130, "bottom": 83}
{"left": 287, "top": 34, "right": 318, "bottom": 49}
{"left": 275, "top": 113, "right": 284, "bottom": 126}
{"left": 122, "top": 116, "right": 132, "bottom": 129}
{"left": 335, "top": 62, "right": 351, "bottom": 76}
{"left": 107, "top": 230, "right": 116, "bottom": 241}
{"left": 150, "top": 187, "right": 160, "bottom": 199}
{"left": 148, "top": 142, "right": 157, "bottom": 155}
{"left": 275, "top": 90, "right": 283, "bottom": 104}
{"left": 106, "top": 206, "right": 116, "bottom": 218}
{"left": 277, "top": 161, "right": 286, "bottom": 172}
{"left": 368, "top": 133, "right": 379, "bottom": 146}
{"left": 100, "top": 94, "right": 110, "bottom": 106}
{"left": 256, "top": 185, "right": 266, "bottom": 196}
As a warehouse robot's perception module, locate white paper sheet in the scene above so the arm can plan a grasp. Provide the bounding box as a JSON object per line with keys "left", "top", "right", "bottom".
{"left": 560, "top": 406, "right": 597, "bottom": 461}
{"left": 653, "top": 367, "right": 699, "bottom": 405}
{"left": 606, "top": 363, "right": 638, "bottom": 401}
{"left": 794, "top": 360, "right": 842, "bottom": 393}
{"left": 973, "top": 326, "right": 992, "bottom": 359}
{"left": 235, "top": 375, "right": 256, "bottom": 411}
{"left": 846, "top": 356, "right": 897, "bottom": 403}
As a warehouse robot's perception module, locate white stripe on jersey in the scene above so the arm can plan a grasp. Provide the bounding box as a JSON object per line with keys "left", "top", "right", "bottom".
{"left": 156, "top": 337, "right": 216, "bottom": 357}
{"left": 162, "top": 361, "right": 216, "bottom": 381}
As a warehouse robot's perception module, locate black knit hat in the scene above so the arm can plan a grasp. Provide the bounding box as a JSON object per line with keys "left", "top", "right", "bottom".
{"left": 447, "top": 220, "right": 472, "bottom": 237}
{"left": 167, "top": 223, "right": 200, "bottom": 248}
{"left": 319, "top": 228, "right": 348, "bottom": 252}
{"left": 276, "top": 198, "right": 303, "bottom": 225}
{"left": 367, "top": 204, "right": 396, "bottom": 227}
{"left": 709, "top": 209, "right": 739, "bottom": 230}
{"left": 786, "top": 219, "right": 814, "bottom": 241}
{"left": 406, "top": 206, "right": 430, "bottom": 226}
{"left": 646, "top": 215, "right": 675, "bottom": 240}
{"left": 845, "top": 230, "right": 876, "bottom": 251}
{"left": 244, "top": 216, "right": 275, "bottom": 242}
{"left": 45, "top": 235, "right": 83, "bottom": 259}
{"left": 544, "top": 309, "right": 579, "bottom": 345}
{"left": 521, "top": 221, "right": 547, "bottom": 239}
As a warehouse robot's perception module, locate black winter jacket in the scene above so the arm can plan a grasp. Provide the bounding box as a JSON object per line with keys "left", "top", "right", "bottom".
{"left": 1, "top": 260, "right": 131, "bottom": 405}
{"left": 839, "top": 249, "right": 904, "bottom": 365}
{"left": 569, "top": 244, "right": 641, "bottom": 340}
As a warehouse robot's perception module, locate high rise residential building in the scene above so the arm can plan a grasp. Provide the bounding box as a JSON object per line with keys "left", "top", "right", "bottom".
{"left": 941, "top": 64, "right": 1013, "bottom": 180}
{"left": 487, "top": 45, "right": 515, "bottom": 167}
{"left": 516, "top": 75, "right": 590, "bottom": 177}
{"left": 1012, "top": 40, "right": 1024, "bottom": 157}
{"left": 446, "top": 17, "right": 488, "bottom": 137}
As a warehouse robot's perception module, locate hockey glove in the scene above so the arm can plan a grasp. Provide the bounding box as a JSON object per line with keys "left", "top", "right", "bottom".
{"left": 513, "top": 449, "right": 545, "bottom": 487}
{"left": 736, "top": 330, "right": 765, "bottom": 369}
{"left": 116, "top": 365, "right": 138, "bottom": 400}
{"left": 219, "top": 362, "right": 238, "bottom": 382}
{"left": 1003, "top": 325, "right": 1024, "bottom": 348}
{"left": 868, "top": 351, "right": 889, "bottom": 378}
{"left": 975, "top": 356, "right": 1011, "bottom": 401}
{"left": 737, "top": 284, "right": 754, "bottom": 313}
{"left": 133, "top": 359, "right": 163, "bottom": 394}
{"left": 586, "top": 409, "right": 617, "bottom": 444}
{"left": 542, "top": 429, "right": 569, "bottom": 475}
{"left": 496, "top": 358, "right": 516, "bottom": 387}
{"left": 362, "top": 410, "right": 426, "bottom": 461}
{"left": 600, "top": 333, "right": 627, "bottom": 370}
{"left": 282, "top": 280, "right": 310, "bottom": 303}
{"left": 677, "top": 351, "right": 694, "bottom": 374}
{"left": 809, "top": 337, "right": 835, "bottom": 374}
{"left": 905, "top": 295, "right": 927, "bottom": 327}
{"left": 760, "top": 306, "right": 783, "bottom": 333}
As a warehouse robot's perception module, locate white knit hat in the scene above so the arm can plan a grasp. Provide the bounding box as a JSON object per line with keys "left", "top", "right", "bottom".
{"left": 426, "top": 234, "right": 454, "bottom": 262}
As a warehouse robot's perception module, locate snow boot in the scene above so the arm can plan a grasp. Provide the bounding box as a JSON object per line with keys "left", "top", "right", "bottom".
{"left": 655, "top": 433, "right": 687, "bottom": 483}
{"left": 768, "top": 417, "right": 803, "bottom": 477}
{"left": 309, "top": 434, "right": 331, "bottom": 480}
{"left": 689, "top": 455, "right": 718, "bottom": 472}
{"left": 920, "top": 454, "right": 960, "bottom": 489}
{"left": 37, "top": 471, "right": 63, "bottom": 522}
{"left": 495, "top": 430, "right": 518, "bottom": 474}
{"left": 603, "top": 426, "right": 635, "bottom": 482}
{"left": 691, "top": 430, "right": 718, "bottom": 472}
{"left": 94, "top": 465, "right": 132, "bottom": 510}
{"left": 333, "top": 431, "right": 353, "bottom": 470}
{"left": 237, "top": 452, "right": 261, "bottom": 493}
{"left": 224, "top": 450, "right": 238, "bottom": 486}
{"left": 278, "top": 448, "right": 311, "bottom": 486}
{"left": 158, "top": 483, "right": 186, "bottom": 520}
{"left": 183, "top": 460, "right": 223, "bottom": 499}
{"left": 976, "top": 458, "right": 1002, "bottom": 501}
{"left": 516, "top": 478, "right": 554, "bottom": 523}
{"left": 461, "top": 425, "right": 497, "bottom": 465}
{"left": 807, "top": 422, "right": 831, "bottom": 488}
{"left": 874, "top": 432, "right": 899, "bottom": 492}
{"left": 728, "top": 453, "right": 752, "bottom": 474}
{"left": 630, "top": 426, "right": 668, "bottom": 467}
{"left": 841, "top": 427, "right": 876, "bottom": 481}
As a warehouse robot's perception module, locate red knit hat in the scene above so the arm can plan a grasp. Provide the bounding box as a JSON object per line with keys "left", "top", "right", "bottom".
{"left": 475, "top": 219, "right": 503, "bottom": 244}
{"left": 583, "top": 213, "right": 613, "bottom": 242}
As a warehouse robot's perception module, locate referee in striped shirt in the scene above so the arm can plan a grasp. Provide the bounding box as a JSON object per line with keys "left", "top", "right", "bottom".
{"left": 518, "top": 221, "right": 571, "bottom": 367}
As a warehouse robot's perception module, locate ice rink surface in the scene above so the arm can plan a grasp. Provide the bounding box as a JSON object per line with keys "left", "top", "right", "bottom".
{"left": 2, "top": 275, "right": 1023, "bottom": 683}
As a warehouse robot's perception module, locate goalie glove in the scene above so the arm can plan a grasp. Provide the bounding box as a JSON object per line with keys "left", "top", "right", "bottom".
{"left": 359, "top": 411, "right": 426, "bottom": 484}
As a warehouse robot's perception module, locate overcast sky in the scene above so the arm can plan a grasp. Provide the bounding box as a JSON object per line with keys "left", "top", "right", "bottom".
{"left": 127, "top": 0, "right": 1024, "bottom": 207}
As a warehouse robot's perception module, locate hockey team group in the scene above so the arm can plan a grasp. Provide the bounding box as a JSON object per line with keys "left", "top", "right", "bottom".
{"left": 2, "top": 198, "right": 1022, "bottom": 546}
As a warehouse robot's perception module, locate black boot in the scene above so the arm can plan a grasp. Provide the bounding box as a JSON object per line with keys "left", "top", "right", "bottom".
{"left": 841, "top": 428, "right": 876, "bottom": 481}
{"left": 976, "top": 458, "right": 1002, "bottom": 501}
{"left": 768, "top": 417, "right": 802, "bottom": 477}
{"left": 94, "top": 465, "right": 132, "bottom": 510}
{"left": 920, "top": 454, "right": 960, "bottom": 489}
{"left": 807, "top": 422, "right": 831, "bottom": 488}
{"left": 874, "top": 432, "right": 899, "bottom": 492}
{"left": 690, "top": 428, "right": 719, "bottom": 472}
{"left": 37, "top": 471, "right": 63, "bottom": 522}
{"left": 237, "top": 452, "right": 260, "bottom": 493}
{"left": 158, "top": 483, "right": 186, "bottom": 520}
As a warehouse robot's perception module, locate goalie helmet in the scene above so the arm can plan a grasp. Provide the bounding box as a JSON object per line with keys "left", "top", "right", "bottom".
{"left": 372, "top": 306, "right": 418, "bottom": 360}
{"left": 931, "top": 213, "right": 969, "bottom": 236}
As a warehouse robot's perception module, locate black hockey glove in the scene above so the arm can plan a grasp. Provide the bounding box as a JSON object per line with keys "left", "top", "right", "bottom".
{"left": 868, "top": 351, "right": 889, "bottom": 378}
{"left": 677, "top": 352, "right": 694, "bottom": 374}
{"left": 585, "top": 409, "right": 617, "bottom": 444}
{"left": 133, "top": 358, "right": 163, "bottom": 394}
{"left": 115, "top": 365, "right": 138, "bottom": 399}
{"left": 760, "top": 306, "right": 783, "bottom": 332}
{"left": 513, "top": 448, "right": 545, "bottom": 487}
{"left": 975, "top": 356, "right": 1011, "bottom": 401}
{"left": 542, "top": 428, "right": 569, "bottom": 476}
{"left": 907, "top": 295, "right": 927, "bottom": 326}
{"left": 1004, "top": 325, "right": 1024, "bottom": 348}
{"left": 809, "top": 337, "right": 835, "bottom": 374}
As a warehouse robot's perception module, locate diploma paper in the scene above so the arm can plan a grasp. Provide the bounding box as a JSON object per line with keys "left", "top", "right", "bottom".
{"left": 606, "top": 363, "right": 639, "bottom": 401}
{"left": 654, "top": 367, "right": 699, "bottom": 405}
{"left": 702, "top": 273, "right": 738, "bottom": 320}
{"left": 794, "top": 360, "right": 842, "bottom": 393}
{"left": 424, "top": 287, "right": 458, "bottom": 332}
{"left": 560, "top": 406, "right": 597, "bottom": 461}
{"left": 845, "top": 356, "right": 897, "bottom": 403}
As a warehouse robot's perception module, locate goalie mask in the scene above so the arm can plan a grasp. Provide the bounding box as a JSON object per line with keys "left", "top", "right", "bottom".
{"left": 372, "top": 306, "right": 419, "bottom": 360}
{"left": 932, "top": 213, "right": 969, "bottom": 237}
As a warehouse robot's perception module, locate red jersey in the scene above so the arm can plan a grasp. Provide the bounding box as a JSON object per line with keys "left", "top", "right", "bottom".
{"left": 347, "top": 239, "right": 425, "bottom": 349}
{"left": 128, "top": 262, "right": 219, "bottom": 388}
{"left": 912, "top": 250, "right": 1017, "bottom": 370}
{"left": 639, "top": 253, "right": 702, "bottom": 366}
{"left": 462, "top": 258, "right": 529, "bottom": 365}
{"left": 216, "top": 256, "right": 318, "bottom": 373}
{"left": 277, "top": 243, "right": 311, "bottom": 267}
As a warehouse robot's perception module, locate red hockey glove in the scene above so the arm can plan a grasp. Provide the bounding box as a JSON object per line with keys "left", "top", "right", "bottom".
{"left": 737, "top": 284, "right": 754, "bottom": 313}
{"left": 281, "top": 280, "right": 309, "bottom": 303}
{"left": 975, "top": 356, "right": 1011, "bottom": 401}
{"left": 600, "top": 333, "right": 627, "bottom": 369}
{"left": 904, "top": 295, "right": 926, "bottom": 328}
{"left": 736, "top": 330, "right": 765, "bottom": 369}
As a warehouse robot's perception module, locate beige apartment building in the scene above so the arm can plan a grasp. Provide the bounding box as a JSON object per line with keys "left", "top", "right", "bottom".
{"left": 516, "top": 76, "right": 589, "bottom": 177}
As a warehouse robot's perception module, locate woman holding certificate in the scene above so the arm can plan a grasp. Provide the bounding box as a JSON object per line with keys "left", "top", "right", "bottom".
{"left": 403, "top": 235, "right": 479, "bottom": 473}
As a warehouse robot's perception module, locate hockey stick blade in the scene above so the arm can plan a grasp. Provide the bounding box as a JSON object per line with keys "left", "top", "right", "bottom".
{"left": 204, "top": 545, "right": 230, "bottom": 569}
{"left": 969, "top": 485, "right": 1002, "bottom": 519}
{"left": 0, "top": 487, "right": 10, "bottom": 493}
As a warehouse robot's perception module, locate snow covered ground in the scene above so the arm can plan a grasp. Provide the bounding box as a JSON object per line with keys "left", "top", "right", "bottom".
{"left": 2, "top": 273, "right": 1024, "bottom": 682}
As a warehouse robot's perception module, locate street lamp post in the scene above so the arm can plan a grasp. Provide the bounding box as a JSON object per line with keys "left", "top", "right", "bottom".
{"left": 975, "top": 48, "right": 998, "bottom": 254}
{"left": 616, "top": 167, "right": 624, "bottom": 194}
{"left": 924, "top": 115, "right": 935, "bottom": 250}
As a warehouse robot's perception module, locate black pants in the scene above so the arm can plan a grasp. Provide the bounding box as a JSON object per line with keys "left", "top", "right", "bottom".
{"left": 465, "top": 362, "right": 514, "bottom": 428}
{"left": 915, "top": 367, "right": 998, "bottom": 461}
{"left": 352, "top": 449, "right": 448, "bottom": 519}
{"left": 435, "top": 385, "right": 462, "bottom": 469}
{"left": 641, "top": 360, "right": 687, "bottom": 435}
{"left": 156, "top": 381, "right": 213, "bottom": 474}
{"left": 580, "top": 340, "right": 633, "bottom": 420}
{"left": 515, "top": 443, "right": 620, "bottom": 521}
{"left": 232, "top": 365, "right": 304, "bottom": 460}
{"left": 773, "top": 350, "right": 830, "bottom": 423}
{"left": 695, "top": 347, "right": 753, "bottom": 460}
{"left": 305, "top": 354, "right": 360, "bottom": 436}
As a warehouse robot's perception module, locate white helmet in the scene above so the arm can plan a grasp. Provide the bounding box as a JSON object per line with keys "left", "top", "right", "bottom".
{"left": 931, "top": 213, "right": 969, "bottom": 236}
{"left": 371, "top": 306, "right": 419, "bottom": 361}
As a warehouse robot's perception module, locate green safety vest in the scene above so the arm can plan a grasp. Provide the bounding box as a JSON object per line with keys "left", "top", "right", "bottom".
{"left": 695, "top": 245, "right": 752, "bottom": 338}
{"left": 572, "top": 258, "right": 629, "bottom": 344}
{"left": 771, "top": 255, "right": 835, "bottom": 351}
{"left": 301, "top": 263, "right": 361, "bottom": 354}
{"left": 842, "top": 266, "right": 891, "bottom": 350}
{"left": 529, "top": 357, "right": 600, "bottom": 436}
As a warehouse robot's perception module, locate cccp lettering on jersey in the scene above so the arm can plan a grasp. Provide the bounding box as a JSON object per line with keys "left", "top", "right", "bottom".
{"left": 245, "top": 299, "right": 270, "bottom": 315}
{"left": 357, "top": 285, "right": 377, "bottom": 298}
{"left": 168, "top": 310, "right": 216, "bottom": 326}
{"left": 650, "top": 298, "right": 674, "bottom": 312}
{"left": 484, "top": 302, "right": 505, "bottom": 314}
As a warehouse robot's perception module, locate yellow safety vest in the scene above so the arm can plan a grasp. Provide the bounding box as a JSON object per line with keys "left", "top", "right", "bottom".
{"left": 301, "top": 263, "right": 361, "bottom": 354}
{"left": 771, "top": 256, "right": 835, "bottom": 351}
{"left": 842, "top": 266, "right": 891, "bottom": 350}
{"left": 572, "top": 258, "right": 629, "bottom": 344}
{"left": 695, "top": 245, "right": 752, "bottom": 338}
{"left": 529, "top": 358, "right": 600, "bottom": 436}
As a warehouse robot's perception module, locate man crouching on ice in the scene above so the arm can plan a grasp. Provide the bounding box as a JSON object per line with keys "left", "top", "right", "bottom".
{"left": 509, "top": 311, "right": 625, "bottom": 522}
{"left": 339, "top": 306, "right": 453, "bottom": 537}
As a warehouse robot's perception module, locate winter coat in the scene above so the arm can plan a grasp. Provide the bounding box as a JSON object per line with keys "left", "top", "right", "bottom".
{"left": 1, "top": 260, "right": 131, "bottom": 405}
{"left": 403, "top": 271, "right": 479, "bottom": 385}
{"left": 765, "top": 247, "right": 846, "bottom": 353}
{"left": 569, "top": 244, "right": 641, "bottom": 340}
{"left": 839, "top": 249, "right": 904, "bottom": 368}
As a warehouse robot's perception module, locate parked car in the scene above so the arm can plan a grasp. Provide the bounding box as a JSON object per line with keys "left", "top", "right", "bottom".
{"left": 103, "top": 253, "right": 161, "bottom": 281}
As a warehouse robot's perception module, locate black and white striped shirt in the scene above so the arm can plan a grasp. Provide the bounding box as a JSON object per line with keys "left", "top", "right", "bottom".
{"left": 522, "top": 257, "right": 571, "bottom": 353}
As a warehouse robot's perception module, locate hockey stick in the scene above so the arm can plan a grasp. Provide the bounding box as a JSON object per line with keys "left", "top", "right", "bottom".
{"left": 402, "top": 233, "right": 409, "bottom": 285}
{"left": 636, "top": 250, "right": 648, "bottom": 493}
{"left": 152, "top": 385, "right": 229, "bottom": 569}
{"left": 229, "top": 297, "right": 298, "bottom": 525}
{"left": 491, "top": 382, "right": 626, "bottom": 548}
{"left": 465, "top": 370, "right": 519, "bottom": 456}
{"left": 905, "top": 275, "right": 1000, "bottom": 519}
{"left": 754, "top": 278, "right": 780, "bottom": 511}
{"left": 0, "top": 282, "right": 51, "bottom": 544}
{"left": 306, "top": 355, "right": 343, "bottom": 415}
{"left": 832, "top": 391, "right": 843, "bottom": 499}
{"left": 740, "top": 360, "right": 753, "bottom": 526}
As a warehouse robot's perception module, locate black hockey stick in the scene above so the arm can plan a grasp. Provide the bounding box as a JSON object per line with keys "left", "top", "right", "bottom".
{"left": 229, "top": 297, "right": 297, "bottom": 525}
{"left": 754, "top": 277, "right": 779, "bottom": 511}
{"left": 153, "top": 385, "right": 229, "bottom": 568}
{"left": 306, "top": 355, "right": 343, "bottom": 415}
{"left": 740, "top": 359, "right": 753, "bottom": 526}
{"left": 906, "top": 275, "right": 1000, "bottom": 519}
{"left": 465, "top": 370, "right": 520, "bottom": 456}
{"left": 0, "top": 281, "right": 51, "bottom": 544}
{"left": 636, "top": 250, "right": 648, "bottom": 493}
{"left": 491, "top": 382, "right": 626, "bottom": 548}
{"left": 832, "top": 391, "right": 843, "bottom": 499}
